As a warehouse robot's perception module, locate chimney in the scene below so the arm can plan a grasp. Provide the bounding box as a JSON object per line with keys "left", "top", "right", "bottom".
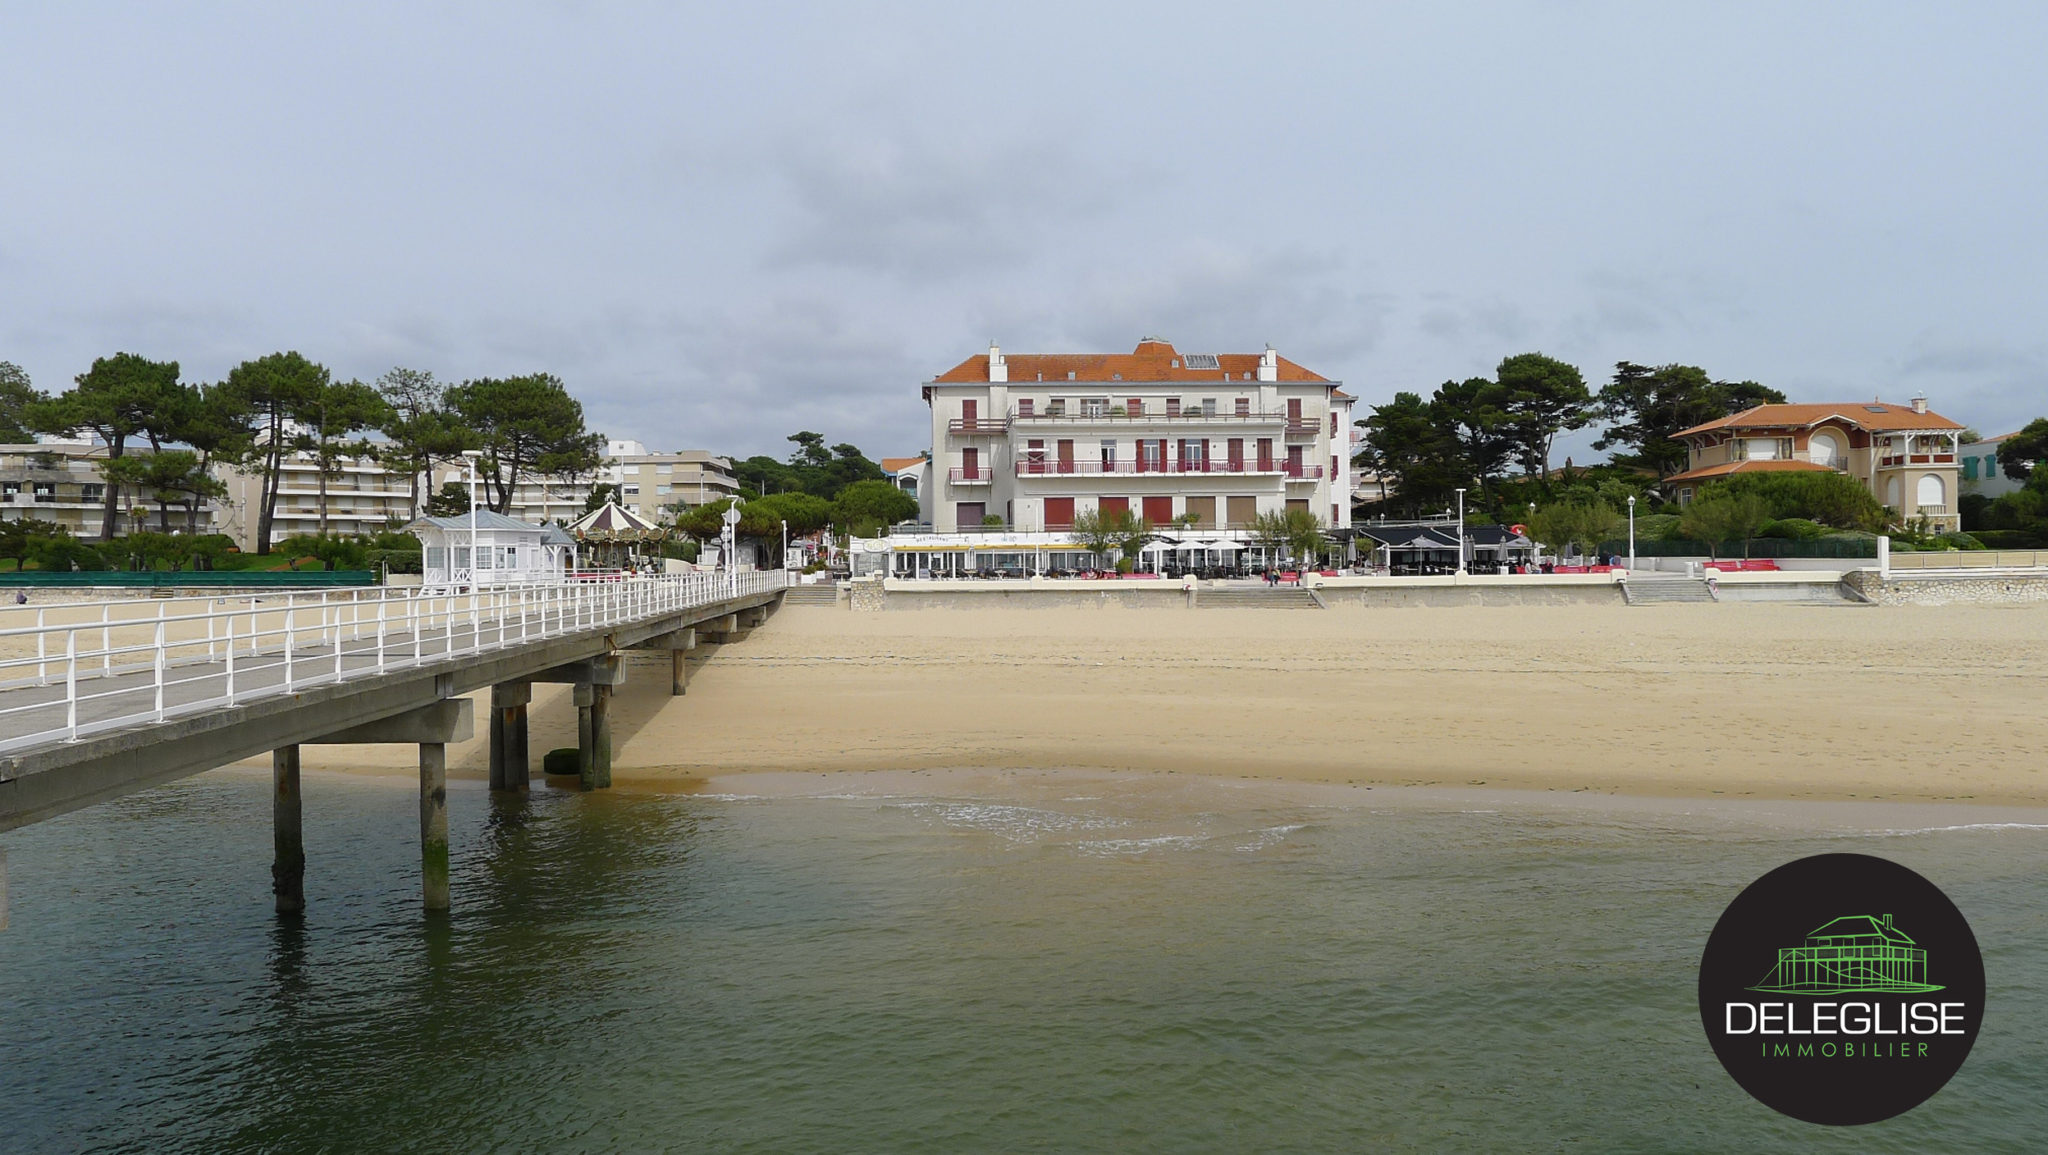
{"left": 1257, "top": 344, "right": 1278, "bottom": 383}
{"left": 1882, "top": 913, "right": 1894, "bottom": 929}
{"left": 1910, "top": 395, "right": 1927, "bottom": 415}
{"left": 987, "top": 342, "right": 1007, "bottom": 384}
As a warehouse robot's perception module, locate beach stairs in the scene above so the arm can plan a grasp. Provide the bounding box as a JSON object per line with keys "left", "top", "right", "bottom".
{"left": 1197, "top": 584, "right": 1323, "bottom": 609}
{"left": 781, "top": 582, "right": 843, "bottom": 607}
{"left": 1621, "top": 579, "right": 1717, "bottom": 605}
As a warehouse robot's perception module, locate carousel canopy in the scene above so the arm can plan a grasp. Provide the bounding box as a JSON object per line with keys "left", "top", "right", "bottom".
{"left": 567, "top": 501, "right": 666, "bottom": 543}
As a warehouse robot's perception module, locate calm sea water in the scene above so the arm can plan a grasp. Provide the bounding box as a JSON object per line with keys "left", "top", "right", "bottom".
{"left": 1, "top": 770, "right": 2044, "bottom": 1153}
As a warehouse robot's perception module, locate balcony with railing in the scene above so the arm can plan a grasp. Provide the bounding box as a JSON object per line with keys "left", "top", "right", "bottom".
{"left": 1008, "top": 406, "right": 1290, "bottom": 427}
{"left": 1878, "top": 454, "right": 1958, "bottom": 467}
{"left": 947, "top": 417, "right": 1012, "bottom": 435}
{"left": 1282, "top": 421, "right": 1320, "bottom": 441}
{"left": 1014, "top": 459, "right": 1283, "bottom": 478}
{"left": 948, "top": 467, "right": 994, "bottom": 485}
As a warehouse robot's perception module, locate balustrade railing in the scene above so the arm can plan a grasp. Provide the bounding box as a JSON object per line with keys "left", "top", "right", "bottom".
{"left": 0, "top": 570, "right": 787, "bottom": 751}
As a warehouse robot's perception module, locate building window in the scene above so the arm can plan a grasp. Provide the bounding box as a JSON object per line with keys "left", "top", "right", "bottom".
{"left": 1017, "top": 398, "right": 1034, "bottom": 417}
{"left": 623, "top": 484, "right": 640, "bottom": 496}
{"left": 657, "top": 484, "right": 671, "bottom": 495}
{"left": 1677, "top": 488, "right": 1694, "bottom": 506}
{"left": 32, "top": 482, "right": 55, "bottom": 502}
{"left": 1235, "top": 397, "right": 1250, "bottom": 417}
{"left": 1, "top": 482, "right": 16, "bottom": 496}
{"left": 1203, "top": 398, "right": 1217, "bottom": 417}
{"left": 1165, "top": 398, "right": 1181, "bottom": 417}
{"left": 1048, "top": 397, "right": 1065, "bottom": 416}
{"left": 1082, "top": 398, "right": 1107, "bottom": 418}
{"left": 1964, "top": 457, "right": 1979, "bottom": 481}
{"left": 1100, "top": 440, "right": 1116, "bottom": 467}
{"left": 657, "top": 464, "right": 673, "bottom": 475}
{"left": 426, "top": 546, "right": 446, "bottom": 570}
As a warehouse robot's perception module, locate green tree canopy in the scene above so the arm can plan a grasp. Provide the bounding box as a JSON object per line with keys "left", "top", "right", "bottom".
{"left": 222, "top": 351, "right": 331, "bottom": 553}
{"left": 1491, "top": 352, "right": 1593, "bottom": 479}
{"left": 1527, "top": 499, "right": 1623, "bottom": 560}
{"left": 374, "top": 367, "right": 468, "bottom": 519}
{"left": 1996, "top": 417, "right": 2048, "bottom": 482}
{"left": 1679, "top": 492, "right": 1772, "bottom": 559}
{"left": 102, "top": 450, "right": 225, "bottom": 533}
{"left": 833, "top": 479, "right": 918, "bottom": 535}
{"left": 444, "top": 373, "right": 604, "bottom": 514}
{"left": 1710, "top": 471, "right": 1888, "bottom": 531}
{"left": 1593, "top": 362, "right": 1785, "bottom": 476}
{"left": 0, "top": 361, "right": 44, "bottom": 443}
{"left": 291, "top": 378, "right": 392, "bottom": 536}
{"left": 28, "top": 352, "right": 190, "bottom": 539}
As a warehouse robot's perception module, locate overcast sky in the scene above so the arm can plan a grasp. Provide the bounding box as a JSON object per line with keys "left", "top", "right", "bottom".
{"left": 5, "top": 2, "right": 2044, "bottom": 464}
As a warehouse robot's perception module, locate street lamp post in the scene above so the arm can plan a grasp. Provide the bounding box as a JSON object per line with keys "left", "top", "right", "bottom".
{"left": 461, "top": 450, "right": 482, "bottom": 591}
{"left": 781, "top": 519, "right": 789, "bottom": 571}
{"left": 1627, "top": 495, "right": 1637, "bottom": 571}
{"left": 1454, "top": 488, "right": 1467, "bottom": 574}
{"left": 1528, "top": 502, "right": 1537, "bottom": 568}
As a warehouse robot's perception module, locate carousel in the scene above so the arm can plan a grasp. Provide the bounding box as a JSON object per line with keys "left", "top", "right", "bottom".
{"left": 566, "top": 501, "right": 668, "bottom": 572}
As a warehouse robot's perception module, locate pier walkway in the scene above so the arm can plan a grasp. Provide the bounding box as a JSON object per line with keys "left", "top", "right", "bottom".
{"left": 0, "top": 571, "right": 786, "bottom": 911}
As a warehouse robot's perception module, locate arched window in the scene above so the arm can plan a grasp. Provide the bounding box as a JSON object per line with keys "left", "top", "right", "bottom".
{"left": 1809, "top": 431, "right": 1845, "bottom": 467}
{"left": 1917, "top": 474, "right": 1945, "bottom": 508}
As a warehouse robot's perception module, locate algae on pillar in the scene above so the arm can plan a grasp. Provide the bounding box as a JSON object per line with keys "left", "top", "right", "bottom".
{"left": 419, "top": 742, "right": 450, "bottom": 912}
{"left": 272, "top": 745, "right": 305, "bottom": 915}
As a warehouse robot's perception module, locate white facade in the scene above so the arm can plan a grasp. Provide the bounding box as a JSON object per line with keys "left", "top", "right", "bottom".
{"left": 1960, "top": 434, "right": 2023, "bottom": 500}
{"left": 921, "top": 339, "right": 1354, "bottom": 535}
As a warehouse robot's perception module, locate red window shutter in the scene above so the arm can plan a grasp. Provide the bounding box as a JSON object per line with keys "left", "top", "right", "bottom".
{"left": 1044, "top": 497, "right": 1074, "bottom": 528}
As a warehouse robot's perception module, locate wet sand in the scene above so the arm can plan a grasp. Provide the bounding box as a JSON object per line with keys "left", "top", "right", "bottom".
{"left": 269, "top": 601, "right": 2048, "bottom": 807}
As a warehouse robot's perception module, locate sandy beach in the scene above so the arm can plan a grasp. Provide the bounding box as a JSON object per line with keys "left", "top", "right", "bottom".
{"left": 268, "top": 601, "right": 2048, "bottom": 806}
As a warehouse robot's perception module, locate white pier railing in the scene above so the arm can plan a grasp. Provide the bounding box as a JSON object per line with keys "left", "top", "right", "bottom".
{"left": 0, "top": 570, "right": 786, "bottom": 753}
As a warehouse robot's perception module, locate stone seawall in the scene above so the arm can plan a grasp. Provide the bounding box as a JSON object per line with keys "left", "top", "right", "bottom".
{"left": 1315, "top": 584, "right": 1625, "bottom": 608}
{"left": 1841, "top": 569, "right": 2048, "bottom": 606}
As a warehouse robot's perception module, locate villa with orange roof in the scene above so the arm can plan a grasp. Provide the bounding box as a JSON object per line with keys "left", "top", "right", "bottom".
{"left": 920, "top": 338, "right": 1354, "bottom": 535}
{"left": 1666, "top": 396, "right": 1965, "bottom": 531}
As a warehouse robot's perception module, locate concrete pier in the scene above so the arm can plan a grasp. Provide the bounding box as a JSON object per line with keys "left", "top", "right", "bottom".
{"left": 575, "top": 683, "right": 595, "bottom": 789}
{"left": 419, "top": 742, "right": 449, "bottom": 912}
{"left": 590, "top": 683, "right": 613, "bottom": 789}
{"left": 272, "top": 746, "right": 305, "bottom": 915}
{"left": 488, "top": 682, "right": 532, "bottom": 792}
{"left": 671, "top": 650, "right": 687, "bottom": 696}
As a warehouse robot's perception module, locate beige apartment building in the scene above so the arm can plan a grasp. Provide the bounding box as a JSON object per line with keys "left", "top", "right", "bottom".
{"left": 429, "top": 440, "right": 740, "bottom": 528}
{"left": 0, "top": 441, "right": 223, "bottom": 537}
{"left": 1667, "top": 398, "right": 1966, "bottom": 531}
{"left": 214, "top": 451, "right": 415, "bottom": 549}
{"left": 922, "top": 338, "right": 1354, "bottom": 534}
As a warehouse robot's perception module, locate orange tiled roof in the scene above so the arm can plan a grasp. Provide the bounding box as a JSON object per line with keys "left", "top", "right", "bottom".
{"left": 1674, "top": 402, "right": 1964, "bottom": 439}
{"left": 879, "top": 456, "right": 926, "bottom": 473}
{"left": 1663, "top": 459, "right": 1839, "bottom": 483}
{"left": 931, "top": 339, "right": 1330, "bottom": 385}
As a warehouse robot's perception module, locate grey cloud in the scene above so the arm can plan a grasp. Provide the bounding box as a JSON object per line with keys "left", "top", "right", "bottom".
{"left": 759, "top": 131, "right": 1122, "bottom": 279}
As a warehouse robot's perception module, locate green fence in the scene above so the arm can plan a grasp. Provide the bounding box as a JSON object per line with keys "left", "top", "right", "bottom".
{"left": 0, "top": 570, "right": 377, "bottom": 589}
{"left": 1595, "top": 538, "right": 1879, "bottom": 559}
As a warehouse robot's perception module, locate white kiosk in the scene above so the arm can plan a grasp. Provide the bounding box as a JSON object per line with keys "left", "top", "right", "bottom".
{"left": 408, "top": 511, "right": 574, "bottom": 590}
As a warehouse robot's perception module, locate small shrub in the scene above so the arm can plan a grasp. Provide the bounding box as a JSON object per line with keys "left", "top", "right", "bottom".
{"left": 1758, "top": 518, "right": 1826, "bottom": 541}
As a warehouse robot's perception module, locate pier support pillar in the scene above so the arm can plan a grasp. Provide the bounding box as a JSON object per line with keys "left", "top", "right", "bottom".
{"left": 671, "top": 649, "right": 687, "bottom": 696}
{"left": 272, "top": 745, "right": 305, "bottom": 915}
{"left": 488, "top": 682, "right": 532, "bottom": 792}
{"left": 591, "top": 682, "right": 613, "bottom": 789}
{"left": 575, "top": 683, "right": 596, "bottom": 790}
{"left": 420, "top": 742, "right": 450, "bottom": 912}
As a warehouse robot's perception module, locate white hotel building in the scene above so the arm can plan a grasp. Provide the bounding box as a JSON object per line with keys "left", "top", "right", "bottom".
{"left": 920, "top": 338, "right": 1354, "bottom": 535}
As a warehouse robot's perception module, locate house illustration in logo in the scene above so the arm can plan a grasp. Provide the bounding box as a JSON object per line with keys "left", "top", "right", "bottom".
{"left": 1748, "top": 913, "right": 1944, "bottom": 994}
